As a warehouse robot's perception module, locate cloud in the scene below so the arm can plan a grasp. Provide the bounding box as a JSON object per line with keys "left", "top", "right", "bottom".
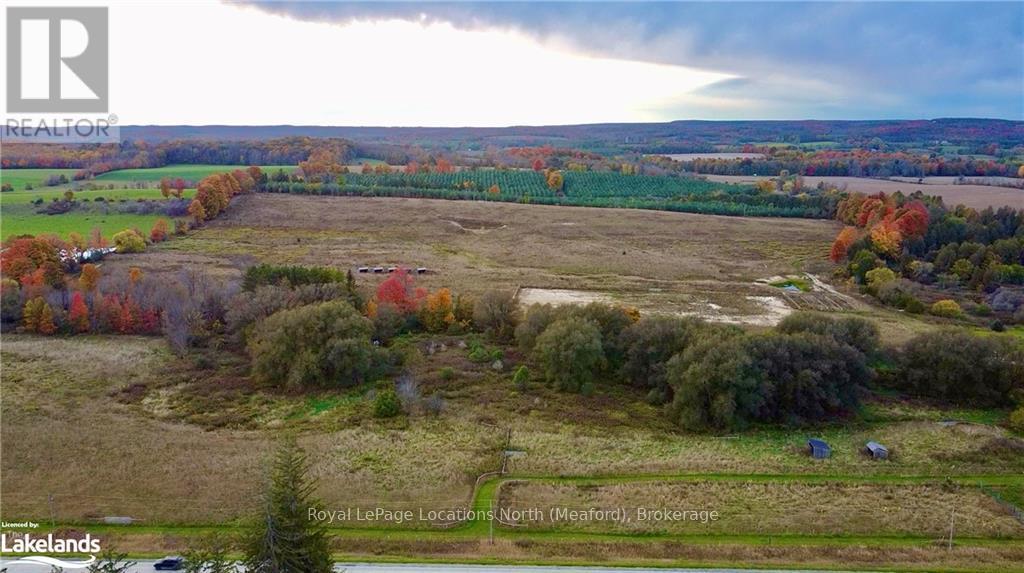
{"left": 244, "top": 1, "right": 1024, "bottom": 119}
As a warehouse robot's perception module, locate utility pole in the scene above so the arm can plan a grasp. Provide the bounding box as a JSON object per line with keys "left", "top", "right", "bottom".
{"left": 48, "top": 494, "right": 55, "bottom": 527}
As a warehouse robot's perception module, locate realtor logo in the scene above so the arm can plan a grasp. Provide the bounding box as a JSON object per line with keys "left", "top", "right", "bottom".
{"left": 6, "top": 7, "right": 109, "bottom": 113}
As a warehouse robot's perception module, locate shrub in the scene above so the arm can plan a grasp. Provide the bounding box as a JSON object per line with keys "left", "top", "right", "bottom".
{"left": 669, "top": 331, "right": 868, "bottom": 430}
{"left": 865, "top": 267, "right": 897, "bottom": 292}
{"left": 776, "top": 312, "right": 879, "bottom": 356}
{"left": 438, "top": 366, "right": 455, "bottom": 381}
{"left": 1, "top": 279, "right": 21, "bottom": 323}
{"left": 1009, "top": 406, "right": 1024, "bottom": 433}
{"left": 534, "top": 316, "right": 605, "bottom": 392}
{"left": 512, "top": 365, "right": 530, "bottom": 391}
{"left": 515, "top": 304, "right": 558, "bottom": 352}
{"left": 112, "top": 229, "right": 146, "bottom": 253}
{"left": 373, "top": 388, "right": 401, "bottom": 418}
{"left": 226, "top": 283, "right": 354, "bottom": 338}
{"left": 242, "top": 264, "right": 346, "bottom": 290}
{"left": 618, "top": 316, "right": 708, "bottom": 400}
{"left": 248, "top": 300, "right": 383, "bottom": 390}
{"left": 473, "top": 290, "right": 519, "bottom": 341}
{"left": 930, "top": 299, "right": 963, "bottom": 318}
{"left": 893, "top": 330, "right": 1024, "bottom": 407}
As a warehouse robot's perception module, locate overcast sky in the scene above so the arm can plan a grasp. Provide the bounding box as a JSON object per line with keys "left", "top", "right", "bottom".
{"left": 4, "top": 1, "right": 1021, "bottom": 125}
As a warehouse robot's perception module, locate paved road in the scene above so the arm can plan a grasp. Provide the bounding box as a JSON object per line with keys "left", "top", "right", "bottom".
{"left": 0, "top": 558, "right": 873, "bottom": 573}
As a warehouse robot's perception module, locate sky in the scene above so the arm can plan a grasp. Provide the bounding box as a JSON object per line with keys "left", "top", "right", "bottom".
{"left": 2, "top": 1, "right": 1022, "bottom": 126}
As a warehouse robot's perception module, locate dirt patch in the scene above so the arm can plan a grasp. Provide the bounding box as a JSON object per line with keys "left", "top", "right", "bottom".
{"left": 442, "top": 217, "right": 507, "bottom": 233}
{"left": 518, "top": 288, "right": 612, "bottom": 306}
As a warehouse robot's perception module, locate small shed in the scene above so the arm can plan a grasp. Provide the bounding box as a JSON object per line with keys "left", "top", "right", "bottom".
{"left": 416, "top": 267, "right": 429, "bottom": 274}
{"left": 865, "top": 441, "right": 889, "bottom": 460}
{"left": 807, "top": 438, "right": 831, "bottom": 459}
{"left": 387, "top": 267, "right": 397, "bottom": 273}
{"left": 373, "top": 267, "right": 385, "bottom": 273}
{"left": 357, "top": 267, "right": 369, "bottom": 273}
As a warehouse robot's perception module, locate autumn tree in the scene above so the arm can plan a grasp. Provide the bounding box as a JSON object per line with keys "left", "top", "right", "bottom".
{"left": 0, "top": 236, "right": 65, "bottom": 286}
{"left": 419, "top": 288, "right": 455, "bottom": 332}
{"left": 435, "top": 158, "right": 454, "bottom": 173}
{"left": 150, "top": 219, "right": 169, "bottom": 243}
{"left": 22, "top": 297, "right": 47, "bottom": 332}
{"left": 113, "top": 229, "right": 146, "bottom": 253}
{"left": 160, "top": 177, "right": 171, "bottom": 198}
{"left": 830, "top": 227, "right": 859, "bottom": 262}
{"left": 88, "top": 227, "right": 108, "bottom": 248}
{"left": 80, "top": 263, "right": 100, "bottom": 293}
{"left": 69, "top": 292, "right": 90, "bottom": 332}
{"left": 299, "top": 149, "right": 344, "bottom": 182}
{"left": 546, "top": 170, "right": 564, "bottom": 192}
{"left": 188, "top": 199, "right": 207, "bottom": 225}
{"left": 172, "top": 178, "right": 186, "bottom": 198}
{"left": 869, "top": 220, "right": 902, "bottom": 258}
{"left": 376, "top": 269, "right": 426, "bottom": 314}
{"left": 532, "top": 158, "right": 545, "bottom": 171}
{"left": 68, "top": 232, "right": 85, "bottom": 251}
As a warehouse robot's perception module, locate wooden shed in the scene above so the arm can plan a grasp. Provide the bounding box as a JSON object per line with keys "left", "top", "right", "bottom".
{"left": 865, "top": 441, "right": 889, "bottom": 460}
{"left": 807, "top": 438, "right": 831, "bottom": 459}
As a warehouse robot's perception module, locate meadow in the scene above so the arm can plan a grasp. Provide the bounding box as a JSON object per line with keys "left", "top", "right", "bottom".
{"left": 2, "top": 167, "right": 1023, "bottom": 571}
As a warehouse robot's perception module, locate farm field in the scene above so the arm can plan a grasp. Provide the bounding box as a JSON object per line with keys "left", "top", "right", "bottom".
{"left": 3, "top": 187, "right": 1023, "bottom": 572}
{"left": 115, "top": 193, "right": 851, "bottom": 327}
{"left": 93, "top": 164, "right": 290, "bottom": 183}
{"left": 0, "top": 168, "right": 79, "bottom": 190}
{"left": 703, "top": 174, "right": 1024, "bottom": 210}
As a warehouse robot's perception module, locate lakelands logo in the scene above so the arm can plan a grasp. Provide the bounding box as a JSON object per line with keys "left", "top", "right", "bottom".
{"left": 1, "top": 533, "right": 101, "bottom": 568}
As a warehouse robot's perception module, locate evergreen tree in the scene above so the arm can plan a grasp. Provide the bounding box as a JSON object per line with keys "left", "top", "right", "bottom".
{"left": 244, "top": 436, "right": 332, "bottom": 573}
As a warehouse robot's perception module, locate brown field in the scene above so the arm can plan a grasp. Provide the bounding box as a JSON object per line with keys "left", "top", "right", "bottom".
{"left": 703, "top": 174, "right": 1024, "bottom": 210}
{"left": 497, "top": 480, "right": 1024, "bottom": 537}
{"left": 112, "top": 194, "right": 846, "bottom": 326}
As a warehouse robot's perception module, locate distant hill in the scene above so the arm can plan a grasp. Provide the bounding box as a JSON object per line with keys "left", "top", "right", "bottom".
{"left": 121, "top": 119, "right": 1024, "bottom": 150}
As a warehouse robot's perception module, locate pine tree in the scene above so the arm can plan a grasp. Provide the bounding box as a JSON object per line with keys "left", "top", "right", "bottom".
{"left": 244, "top": 436, "right": 332, "bottom": 573}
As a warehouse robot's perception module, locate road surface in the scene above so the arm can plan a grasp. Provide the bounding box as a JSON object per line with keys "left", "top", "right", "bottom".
{"left": 0, "top": 558, "right": 874, "bottom": 573}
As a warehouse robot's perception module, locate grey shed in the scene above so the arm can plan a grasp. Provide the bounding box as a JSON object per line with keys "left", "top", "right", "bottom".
{"left": 807, "top": 438, "right": 831, "bottom": 459}
{"left": 865, "top": 441, "right": 889, "bottom": 460}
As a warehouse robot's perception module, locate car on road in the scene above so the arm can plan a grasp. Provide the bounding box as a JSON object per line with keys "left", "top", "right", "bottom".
{"left": 153, "top": 556, "right": 184, "bottom": 570}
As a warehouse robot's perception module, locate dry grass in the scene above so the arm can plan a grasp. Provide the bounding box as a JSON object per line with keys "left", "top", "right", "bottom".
{"left": 704, "top": 175, "right": 1024, "bottom": 210}
{"left": 497, "top": 480, "right": 1024, "bottom": 537}
{"left": 106, "top": 194, "right": 842, "bottom": 324}
{"left": 0, "top": 335, "right": 501, "bottom": 525}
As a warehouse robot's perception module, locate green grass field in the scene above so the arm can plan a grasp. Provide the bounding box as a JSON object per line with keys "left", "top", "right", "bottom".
{"left": 93, "top": 164, "right": 291, "bottom": 182}
{"left": 1, "top": 163, "right": 290, "bottom": 241}
{"left": 1, "top": 208, "right": 170, "bottom": 240}
{"left": 1, "top": 168, "right": 79, "bottom": 190}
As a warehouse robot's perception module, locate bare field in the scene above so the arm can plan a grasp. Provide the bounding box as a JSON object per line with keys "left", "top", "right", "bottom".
{"left": 498, "top": 480, "right": 1024, "bottom": 537}
{"left": 703, "top": 175, "right": 1024, "bottom": 210}
{"left": 114, "top": 194, "right": 843, "bottom": 325}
